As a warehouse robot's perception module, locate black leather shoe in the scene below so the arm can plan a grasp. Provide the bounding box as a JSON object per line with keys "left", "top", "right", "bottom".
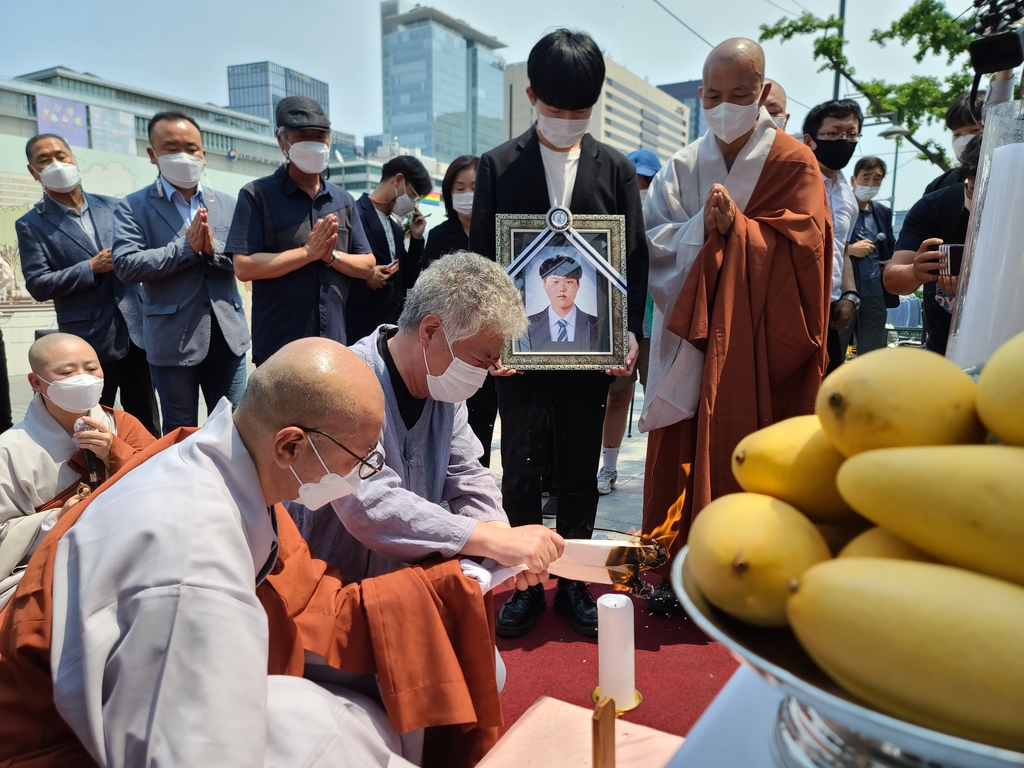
{"left": 646, "top": 577, "right": 682, "bottom": 616}
{"left": 553, "top": 579, "right": 598, "bottom": 637}
{"left": 495, "top": 584, "right": 546, "bottom": 637}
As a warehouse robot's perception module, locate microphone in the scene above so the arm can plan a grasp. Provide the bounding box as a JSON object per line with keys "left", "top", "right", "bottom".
{"left": 74, "top": 417, "right": 101, "bottom": 490}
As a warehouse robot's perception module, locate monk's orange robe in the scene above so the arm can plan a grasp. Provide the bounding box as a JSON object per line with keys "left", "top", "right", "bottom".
{"left": 642, "top": 131, "right": 833, "bottom": 575}
{"left": 0, "top": 429, "right": 500, "bottom": 768}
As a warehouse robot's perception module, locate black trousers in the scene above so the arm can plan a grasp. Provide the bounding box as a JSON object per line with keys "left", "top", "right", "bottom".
{"left": 466, "top": 376, "right": 497, "bottom": 468}
{"left": 496, "top": 370, "right": 610, "bottom": 539}
{"left": 825, "top": 301, "right": 854, "bottom": 376}
{"left": 852, "top": 295, "right": 889, "bottom": 355}
{"left": 100, "top": 341, "right": 161, "bottom": 436}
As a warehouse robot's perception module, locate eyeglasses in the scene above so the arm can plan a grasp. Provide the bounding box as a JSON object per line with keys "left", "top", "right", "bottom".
{"left": 298, "top": 427, "right": 385, "bottom": 480}
{"left": 814, "top": 131, "right": 860, "bottom": 141}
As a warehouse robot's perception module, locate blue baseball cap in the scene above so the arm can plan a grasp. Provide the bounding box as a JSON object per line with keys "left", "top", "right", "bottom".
{"left": 627, "top": 149, "right": 661, "bottom": 177}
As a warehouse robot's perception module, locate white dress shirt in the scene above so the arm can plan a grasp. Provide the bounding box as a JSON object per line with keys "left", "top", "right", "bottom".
{"left": 822, "top": 173, "right": 858, "bottom": 302}
{"left": 547, "top": 305, "right": 578, "bottom": 342}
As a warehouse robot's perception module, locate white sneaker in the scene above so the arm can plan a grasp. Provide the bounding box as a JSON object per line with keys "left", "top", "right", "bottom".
{"left": 597, "top": 467, "right": 618, "bottom": 495}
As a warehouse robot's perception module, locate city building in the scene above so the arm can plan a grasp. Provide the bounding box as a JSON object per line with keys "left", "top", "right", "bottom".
{"left": 503, "top": 58, "right": 690, "bottom": 166}
{"left": 328, "top": 136, "right": 446, "bottom": 199}
{"left": 363, "top": 133, "right": 386, "bottom": 157}
{"left": 658, "top": 79, "right": 705, "bottom": 145}
{"left": 380, "top": 0, "right": 505, "bottom": 163}
{"left": 227, "top": 61, "right": 330, "bottom": 124}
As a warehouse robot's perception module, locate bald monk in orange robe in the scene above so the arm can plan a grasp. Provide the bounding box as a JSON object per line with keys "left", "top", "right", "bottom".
{"left": 640, "top": 39, "right": 831, "bottom": 593}
{"left": 0, "top": 339, "right": 500, "bottom": 768}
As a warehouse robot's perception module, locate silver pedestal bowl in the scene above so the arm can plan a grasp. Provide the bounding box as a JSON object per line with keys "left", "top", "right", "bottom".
{"left": 671, "top": 547, "right": 1024, "bottom": 768}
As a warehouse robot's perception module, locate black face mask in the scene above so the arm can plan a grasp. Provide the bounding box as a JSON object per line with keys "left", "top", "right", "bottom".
{"left": 812, "top": 139, "right": 858, "bottom": 171}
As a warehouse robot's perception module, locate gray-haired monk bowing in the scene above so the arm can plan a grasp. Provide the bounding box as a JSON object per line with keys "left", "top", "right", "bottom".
{"left": 294, "top": 251, "right": 565, "bottom": 588}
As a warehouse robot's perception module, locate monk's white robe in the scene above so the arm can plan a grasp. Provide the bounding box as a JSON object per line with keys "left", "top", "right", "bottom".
{"left": 640, "top": 108, "right": 777, "bottom": 433}
{"left": 49, "top": 400, "right": 415, "bottom": 768}
{"left": 0, "top": 396, "right": 116, "bottom": 607}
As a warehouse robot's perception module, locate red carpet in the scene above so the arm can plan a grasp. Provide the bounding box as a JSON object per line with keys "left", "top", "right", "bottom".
{"left": 493, "top": 577, "right": 738, "bottom": 737}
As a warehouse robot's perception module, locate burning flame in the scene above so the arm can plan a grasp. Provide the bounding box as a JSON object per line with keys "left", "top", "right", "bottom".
{"left": 641, "top": 462, "right": 692, "bottom": 556}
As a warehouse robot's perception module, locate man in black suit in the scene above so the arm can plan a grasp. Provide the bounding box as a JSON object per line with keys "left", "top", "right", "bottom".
{"left": 517, "top": 253, "right": 608, "bottom": 353}
{"left": 347, "top": 156, "right": 430, "bottom": 343}
{"left": 470, "top": 29, "right": 648, "bottom": 638}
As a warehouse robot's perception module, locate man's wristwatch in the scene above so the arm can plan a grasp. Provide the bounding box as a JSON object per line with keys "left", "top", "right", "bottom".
{"left": 841, "top": 290, "right": 861, "bottom": 310}
{"left": 328, "top": 250, "right": 340, "bottom": 266}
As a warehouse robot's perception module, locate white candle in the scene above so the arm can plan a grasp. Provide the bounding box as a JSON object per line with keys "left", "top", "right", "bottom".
{"left": 597, "top": 593, "right": 636, "bottom": 710}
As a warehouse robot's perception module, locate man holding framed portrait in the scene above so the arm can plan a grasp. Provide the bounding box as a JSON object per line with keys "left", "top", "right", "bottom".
{"left": 471, "top": 29, "right": 648, "bottom": 639}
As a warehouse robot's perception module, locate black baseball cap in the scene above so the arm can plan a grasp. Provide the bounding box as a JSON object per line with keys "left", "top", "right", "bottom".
{"left": 275, "top": 96, "right": 330, "bottom": 131}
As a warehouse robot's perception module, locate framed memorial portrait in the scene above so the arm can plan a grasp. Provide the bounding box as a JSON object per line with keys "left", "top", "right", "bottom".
{"left": 496, "top": 209, "right": 628, "bottom": 370}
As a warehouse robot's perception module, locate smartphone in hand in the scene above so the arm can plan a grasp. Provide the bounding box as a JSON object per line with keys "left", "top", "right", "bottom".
{"left": 385, "top": 258, "right": 400, "bottom": 273}
{"left": 939, "top": 244, "right": 964, "bottom": 277}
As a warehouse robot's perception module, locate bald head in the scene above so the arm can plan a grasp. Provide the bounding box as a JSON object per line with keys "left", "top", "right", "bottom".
{"left": 28, "top": 333, "right": 100, "bottom": 378}
{"left": 701, "top": 38, "right": 766, "bottom": 115}
{"left": 235, "top": 338, "right": 384, "bottom": 441}
{"left": 765, "top": 79, "right": 787, "bottom": 114}
{"left": 703, "top": 38, "right": 765, "bottom": 83}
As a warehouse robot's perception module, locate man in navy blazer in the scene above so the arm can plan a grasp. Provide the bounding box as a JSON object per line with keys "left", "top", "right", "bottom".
{"left": 347, "top": 155, "right": 430, "bottom": 343}
{"left": 17, "top": 134, "right": 159, "bottom": 436}
{"left": 113, "top": 112, "right": 250, "bottom": 434}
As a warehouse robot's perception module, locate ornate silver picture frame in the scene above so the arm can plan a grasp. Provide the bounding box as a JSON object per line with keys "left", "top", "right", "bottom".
{"left": 496, "top": 208, "right": 628, "bottom": 370}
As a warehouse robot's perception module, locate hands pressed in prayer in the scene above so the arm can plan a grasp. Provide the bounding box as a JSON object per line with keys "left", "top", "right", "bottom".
{"left": 606, "top": 331, "right": 639, "bottom": 377}
{"left": 74, "top": 416, "right": 114, "bottom": 468}
{"left": 703, "top": 184, "right": 736, "bottom": 239}
{"left": 185, "top": 209, "right": 208, "bottom": 255}
{"left": 304, "top": 214, "right": 339, "bottom": 262}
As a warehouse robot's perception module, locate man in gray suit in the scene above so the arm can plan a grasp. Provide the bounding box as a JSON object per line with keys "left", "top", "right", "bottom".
{"left": 113, "top": 112, "right": 250, "bottom": 433}
{"left": 17, "top": 134, "right": 159, "bottom": 436}
{"left": 516, "top": 253, "right": 608, "bottom": 353}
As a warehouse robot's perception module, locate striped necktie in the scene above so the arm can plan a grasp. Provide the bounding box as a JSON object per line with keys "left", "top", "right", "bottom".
{"left": 557, "top": 319, "right": 568, "bottom": 342}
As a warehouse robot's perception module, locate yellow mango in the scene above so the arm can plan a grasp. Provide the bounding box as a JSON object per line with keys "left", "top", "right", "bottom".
{"left": 838, "top": 527, "right": 935, "bottom": 562}
{"left": 976, "top": 330, "right": 1024, "bottom": 446}
{"left": 837, "top": 445, "right": 1024, "bottom": 585}
{"left": 731, "top": 415, "right": 853, "bottom": 521}
{"left": 787, "top": 559, "right": 1024, "bottom": 751}
{"left": 688, "top": 493, "right": 830, "bottom": 627}
{"left": 816, "top": 348, "right": 984, "bottom": 457}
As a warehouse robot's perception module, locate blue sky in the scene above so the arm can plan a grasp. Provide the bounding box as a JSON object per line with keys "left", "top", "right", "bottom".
{"left": 0, "top": 0, "right": 989, "bottom": 209}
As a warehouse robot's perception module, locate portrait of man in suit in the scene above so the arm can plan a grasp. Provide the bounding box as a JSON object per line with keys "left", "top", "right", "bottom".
{"left": 516, "top": 252, "right": 610, "bottom": 353}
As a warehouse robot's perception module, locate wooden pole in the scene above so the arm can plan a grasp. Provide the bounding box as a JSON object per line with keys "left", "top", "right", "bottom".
{"left": 593, "top": 696, "right": 616, "bottom": 768}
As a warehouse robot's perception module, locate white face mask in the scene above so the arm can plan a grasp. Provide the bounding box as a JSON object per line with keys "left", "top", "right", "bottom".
{"left": 704, "top": 98, "right": 762, "bottom": 144}
{"left": 536, "top": 114, "right": 591, "bottom": 149}
{"left": 451, "top": 191, "right": 474, "bottom": 217}
{"left": 286, "top": 140, "right": 331, "bottom": 175}
{"left": 952, "top": 134, "right": 975, "bottom": 163}
{"left": 158, "top": 152, "right": 205, "bottom": 188}
{"left": 290, "top": 435, "right": 362, "bottom": 509}
{"left": 392, "top": 187, "right": 417, "bottom": 218}
{"left": 854, "top": 184, "right": 880, "bottom": 202}
{"left": 38, "top": 373, "right": 104, "bottom": 413}
{"left": 423, "top": 328, "right": 488, "bottom": 403}
{"left": 772, "top": 115, "right": 788, "bottom": 130}
{"left": 37, "top": 160, "right": 81, "bottom": 194}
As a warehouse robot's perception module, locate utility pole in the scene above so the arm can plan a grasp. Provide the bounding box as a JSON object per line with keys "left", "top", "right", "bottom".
{"left": 833, "top": 0, "right": 847, "bottom": 100}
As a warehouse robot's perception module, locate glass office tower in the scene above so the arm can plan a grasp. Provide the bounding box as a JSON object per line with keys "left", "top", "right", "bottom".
{"left": 380, "top": 1, "right": 505, "bottom": 163}
{"left": 227, "top": 62, "right": 330, "bottom": 124}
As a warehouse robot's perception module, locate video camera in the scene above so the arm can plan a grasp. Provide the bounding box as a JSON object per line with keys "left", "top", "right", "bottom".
{"left": 969, "top": 1, "right": 1024, "bottom": 116}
